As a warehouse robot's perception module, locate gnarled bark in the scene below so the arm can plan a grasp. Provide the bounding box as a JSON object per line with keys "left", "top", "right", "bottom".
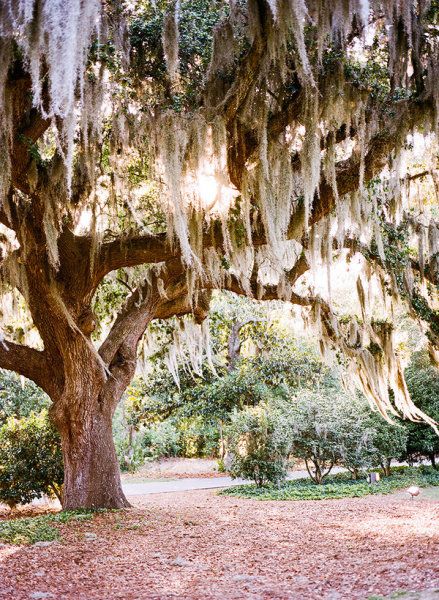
{"left": 55, "top": 394, "right": 130, "bottom": 510}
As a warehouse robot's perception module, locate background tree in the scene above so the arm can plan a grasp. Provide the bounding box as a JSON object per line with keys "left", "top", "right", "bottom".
{"left": 289, "top": 388, "right": 342, "bottom": 484}
{"left": 0, "top": 1, "right": 437, "bottom": 508}
{"left": 366, "top": 412, "right": 408, "bottom": 476}
{"left": 116, "top": 294, "right": 326, "bottom": 465}
{"left": 404, "top": 350, "right": 439, "bottom": 468}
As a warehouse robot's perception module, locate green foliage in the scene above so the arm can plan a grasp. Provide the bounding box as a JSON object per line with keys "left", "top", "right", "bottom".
{"left": 0, "top": 370, "right": 50, "bottom": 426}
{"left": 113, "top": 400, "right": 146, "bottom": 473}
{"left": 0, "top": 510, "right": 98, "bottom": 545}
{"left": 0, "top": 411, "right": 63, "bottom": 508}
{"left": 288, "top": 389, "right": 387, "bottom": 483}
{"left": 129, "top": 0, "right": 229, "bottom": 109}
{"left": 287, "top": 385, "right": 408, "bottom": 482}
{"left": 92, "top": 273, "right": 130, "bottom": 338}
{"left": 111, "top": 294, "right": 435, "bottom": 480}
{"left": 175, "top": 416, "right": 217, "bottom": 458}
{"left": 366, "top": 412, "right": 408, "bottom": 475}
{"left": 114, "top": 294, "right": 326, "bottom": 463}
{"left": 226, "top": 403, "right": 293, "bottom": 487}
{"left": 404, "top": 351, "right": 439, "bottom": 466}
{"left": 327, "top": 397, "right": 376, "bottom": 479}
{"left": 289, "top": 390, "right": 344, "bottom": 483}
{"left": 220, "top": 467, "right": 439, "bottom": 501}
{"left": 115, "top": 431, "right": 147, "bottom": 474}
{"left": 142, "top": 420, "right": 180, "bottom": 459}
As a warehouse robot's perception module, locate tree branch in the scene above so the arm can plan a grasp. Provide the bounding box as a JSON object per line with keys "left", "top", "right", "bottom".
{"left": 0, "top": 341, "right": 56, "bottom": 397}
{"left": 95, "top": 233, "right": 176, "bottom": 282}
{"left": 208, "top": 0, "right": 270, "bottom": 122}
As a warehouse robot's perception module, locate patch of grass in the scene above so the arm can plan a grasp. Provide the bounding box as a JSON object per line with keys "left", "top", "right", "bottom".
{"left": 0, "top": 509, "right": 105, "bottom": 545}
{"left": 219, "top": 466, "right": 439, "bottom": 501}
{"left": 368, "top": 591, "right": 439, "bottom": 599}
{"left": 368, "top": 592, "right": 411, "bottom": 599}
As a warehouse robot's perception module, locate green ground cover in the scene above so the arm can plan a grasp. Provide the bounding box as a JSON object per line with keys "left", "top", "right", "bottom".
{"left": 219, "top": 467, "right": 439, "bottom": 501}
{"left": 0, "top": 510, "right": 104, "bottom": 545}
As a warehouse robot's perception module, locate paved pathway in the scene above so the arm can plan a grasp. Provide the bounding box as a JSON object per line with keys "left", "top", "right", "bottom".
{"left": 122, "top": 467, "right": 345, "bottom": 496}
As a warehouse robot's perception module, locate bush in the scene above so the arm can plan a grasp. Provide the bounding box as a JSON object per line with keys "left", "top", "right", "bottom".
{"left": 289, "top": 390, "right": 343, "bottom": 484}
{"left": 226, "top": 403, "right": 292, "bottom": 487}
{"left": 288, "top": 388, "right": 409, "bottom": 482}
{"left": 113, "top": 398, "right": 148, "bottom": 472}
{"left": 142, "top": 420, "right": 180, "bottom": 459}
{"left": 0, "top": 410, "right": 63, "bottom": 508}
{"left": 115, "top": 431, "right": 147, "bottom": 473}
{"left": 0, "top": 370, "right": 50, "bottom": 425}
{"left": 176, "top": 416, "right": 218, "bottom": 458}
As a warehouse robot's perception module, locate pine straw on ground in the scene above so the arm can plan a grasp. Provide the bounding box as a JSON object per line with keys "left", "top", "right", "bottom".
{"left": 0, "top": 490, "right": 438, "bottom": 600}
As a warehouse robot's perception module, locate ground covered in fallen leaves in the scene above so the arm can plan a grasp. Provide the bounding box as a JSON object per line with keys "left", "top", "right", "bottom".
{"left": 1, "top": 489, "right": 438, "bottom": 600}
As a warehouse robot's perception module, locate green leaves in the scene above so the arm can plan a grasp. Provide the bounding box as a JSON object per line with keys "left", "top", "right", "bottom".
{"left": 0, "top": 410, "right": 63, "bottom": 509}
{"left": 0, "top": 370, "right": 50, "bottom": 426}
{"left": 220, "top": 467, "right": 439, "bottom": 501}
{"left": 128, "top": 0, "right": 228, "bottom": 109}
{"left": 226, "top": 402, "right": 293, "bottom": 487}
{"left": 404, "top": 350, "right": 439, "bottom": 463}
{"left": 0, "top": 510, "right": 97, "bottom": 545}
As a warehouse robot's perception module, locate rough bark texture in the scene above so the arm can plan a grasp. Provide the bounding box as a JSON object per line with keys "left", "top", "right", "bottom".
{"left": 58, "top": 402, "right": 129, "bottom": 510}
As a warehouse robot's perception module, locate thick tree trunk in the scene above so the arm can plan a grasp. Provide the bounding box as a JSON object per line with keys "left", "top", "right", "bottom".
{"left": 58, "top": 406, "right": 130, "bottom": 510}
{"left": 51, "top": 359, "right": 132, "bottom": 511}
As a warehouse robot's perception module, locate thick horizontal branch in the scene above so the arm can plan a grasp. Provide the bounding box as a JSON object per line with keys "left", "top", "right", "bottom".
{"left": 0, "top": 341, "right": 57, "bottom": 397}
{"left": 95, "top": 233, "right": 176, "bottom": 281}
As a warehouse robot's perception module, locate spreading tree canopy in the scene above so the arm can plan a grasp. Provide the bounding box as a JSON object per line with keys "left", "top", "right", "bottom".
{"left": 0, "top": 0, "right": 438, "bottom": 508}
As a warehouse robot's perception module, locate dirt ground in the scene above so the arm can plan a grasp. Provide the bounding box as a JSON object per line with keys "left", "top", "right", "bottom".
{"left": 1, "top": 489, "right": 438, "bottom": 600}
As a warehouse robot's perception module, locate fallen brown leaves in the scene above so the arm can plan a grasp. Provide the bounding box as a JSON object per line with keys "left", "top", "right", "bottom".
{"left": 1, "top": 490, "right": 438, "bottom": 599}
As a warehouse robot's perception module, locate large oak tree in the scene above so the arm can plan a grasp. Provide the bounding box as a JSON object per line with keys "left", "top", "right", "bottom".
{"left": 0, "top": 0, "right": 438, "bottom": 508}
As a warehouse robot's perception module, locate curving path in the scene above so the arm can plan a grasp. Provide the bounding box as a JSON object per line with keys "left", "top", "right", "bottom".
{"left": 122, "top": 467, "right": 345, "bottom": 496}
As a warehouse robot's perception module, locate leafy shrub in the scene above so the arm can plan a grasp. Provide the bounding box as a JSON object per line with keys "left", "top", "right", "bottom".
{"left": 288, "top": 389, "right": 408, "bottom": 482}
{"left": 176, "top": 416, "right": 218, "bottom": 458}
{"left": 0, "top": 410, "right": 63, "bottom": 508}
{"left": 0, "top": 370, "right": 50, "bottom": 426}
{"left": 142, "top": 421, "right": 180, "bottom": 459}
{"left": 289, "top": 390, "right": 344, "bottom": 483}
{"left": 113, "top": 398, "right": 150, "bottom": 472}
{"left": 115, "top": 432, "right": 147, "bottom": 473}
{"left": 226, "top": 403, "right": 293, "bottom": 487}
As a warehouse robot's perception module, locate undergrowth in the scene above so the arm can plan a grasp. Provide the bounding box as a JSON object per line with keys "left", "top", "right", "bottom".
{"left": 0, "top": 509, "right": 107, "bottom": 545}
{"left": 219, "top": 466, "right": 439, "bottom": 501}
